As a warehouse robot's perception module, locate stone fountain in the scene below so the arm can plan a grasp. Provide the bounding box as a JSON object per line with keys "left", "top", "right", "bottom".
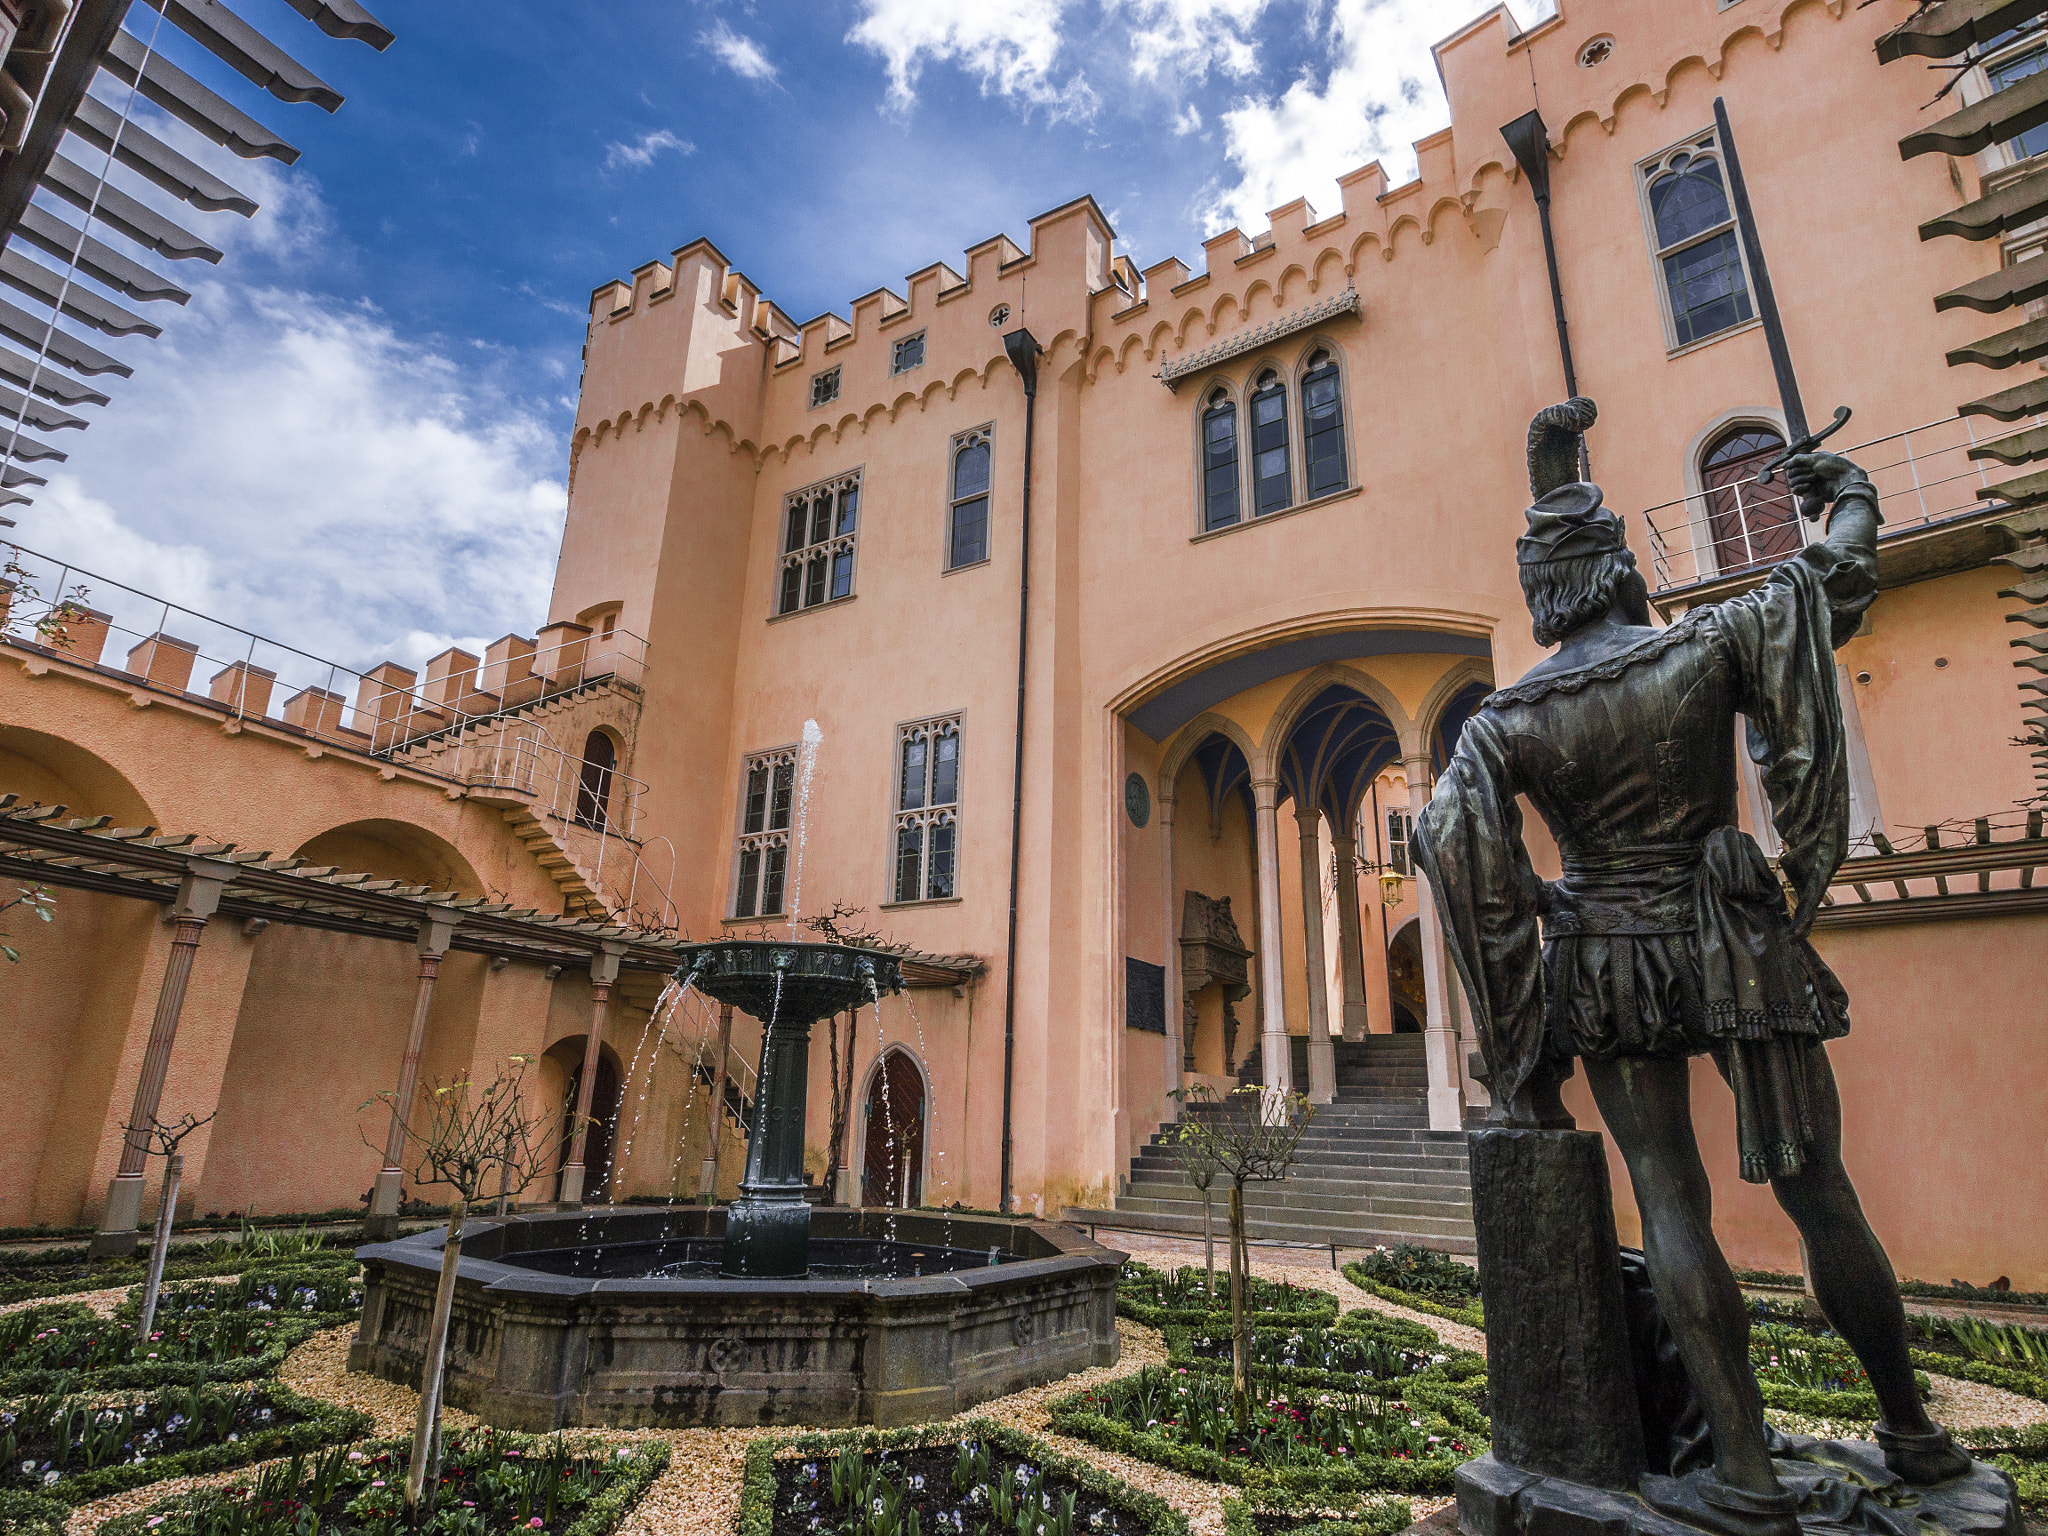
{"left": 349, "top": 937, "right": 1122, "bottom": 1428}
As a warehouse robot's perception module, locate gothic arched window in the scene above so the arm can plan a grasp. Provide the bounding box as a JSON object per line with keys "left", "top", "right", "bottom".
{"left": 1642, "top": 139, "right": 1755, "bottom": 348}
{"left": 1201, "top": 388, "right": 1241, "bottom": 532}
{"left": 1301, "top": 348, "right": 1347, "bottom": 499}
{"left": 1249, "top": 369, "right": 1291, "bottom": 517}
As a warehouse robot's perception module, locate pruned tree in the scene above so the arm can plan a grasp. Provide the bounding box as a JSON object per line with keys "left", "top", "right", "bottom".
{"left": 1171, "top": 1082, "right": 1315, "bottom": 1427}
{"left": 1167, "top": 1111, "right": 1222, "bottom": 1296}
{"left": 361, "top": 1059, "right": 556, "bottom": 1516}
{"left": 121, "top": 1109, "right": 217, "bottom": 1339}
{"left": 803, "top": 902, "right": 897, "bottom": 1202}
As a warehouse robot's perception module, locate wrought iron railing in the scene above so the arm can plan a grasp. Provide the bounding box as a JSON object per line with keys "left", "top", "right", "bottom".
{"left": 1641, "top": 414, "right": 2032, "bottom": 593}
{"left": 0, "top": 540, "right": 647, "bottom": 751}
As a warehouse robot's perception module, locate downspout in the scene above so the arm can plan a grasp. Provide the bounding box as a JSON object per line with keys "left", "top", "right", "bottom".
{"left": 1501, "top": 109, "right": 1586, "bottom": 475}
{"left": 998, "top": 326, "right": 1040, "bottom": 1215}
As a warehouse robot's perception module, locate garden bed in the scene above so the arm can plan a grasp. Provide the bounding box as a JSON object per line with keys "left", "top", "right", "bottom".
{"left": 2, "top": 1380, "right": 370, "bottom": 1504}
{"left": 98, "top": 1430, "right": 669, "bottom": 1536}
{"left": 1339, "top": 1249, "right": 1481, "bottom": 1332}
{"left": 741, "top": 1421, "right": 1187, "bottom": 1536}
{"left": 0, "top": 1303, "right": 334, "bottom": 1394}
{"left": 1220, "top": 1489, "right": 1414, "bottom": 1536}
{"left": 1116, "top": 1263, "right": 1339, "bottom": 1330}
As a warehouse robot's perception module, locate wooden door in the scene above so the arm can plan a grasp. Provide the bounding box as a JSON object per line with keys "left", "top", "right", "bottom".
{"left": 860, "top": 1052, "right": 925, "bottom": 1209}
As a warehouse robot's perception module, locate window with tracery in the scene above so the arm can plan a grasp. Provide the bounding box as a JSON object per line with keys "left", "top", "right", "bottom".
{"left": 1639, "top": 135, "right": 1755, "bottom": 349}
{"left": 810, "top": 366, "right": 841, "bottom": 407}
{"left": 1201, "top": 388, "right": 1240, "bottom": 531}
{"left": 777, "top": 471, "right": 861, "bottom": 616}
{"left": 1249, "top": 369, "right": 1291, "bottom": 516}
{"left": 948, "top": 427, "right": 991, "bottom": 569}
{"left": 893, "top": 714, "right": 960, "bottom": 903}
{"left": 1302, "top": 349, "right": 1347, "bottom": 499}
{"left": 1385, "top": 809, "right": 1413, "bottom": 876}
{"left": 733, "top": 746, "right": 796, "bottom": 917}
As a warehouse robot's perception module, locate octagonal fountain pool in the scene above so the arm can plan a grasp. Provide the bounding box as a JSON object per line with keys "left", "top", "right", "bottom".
{"left": 349, "top": 1206, "right": 1123, "bottom": 1428}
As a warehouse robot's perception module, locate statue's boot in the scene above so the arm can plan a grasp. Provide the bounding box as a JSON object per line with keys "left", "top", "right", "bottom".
{"left": 1640, "top": 1470, "right": 1801, "bottom": 1536}
{"left": 1873, "top": 1425, "right": 1973, "bottom": 1486}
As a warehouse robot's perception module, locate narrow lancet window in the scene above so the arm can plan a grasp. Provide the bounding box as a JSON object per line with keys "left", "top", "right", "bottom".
{"left": 1302, "top": 350, "right": 1347, "bottom": 499}
{"left": 1250, "top": 370, "right": 1291, "bottom": 516}
{"left": 1202, "top": 389, "right": 1240, "bottom": 531}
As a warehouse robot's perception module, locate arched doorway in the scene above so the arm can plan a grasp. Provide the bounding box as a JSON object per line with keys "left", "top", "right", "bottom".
{"left": 574, "top": 731, "right": 615, "bottom": 830}
{"left": 861, "top": 1050, "right": 926, "bottom": 1209}
{"left": 1387, "top": 919, "right": 1425, "bottom": 1034}
{"left": 560, "top": 1049, "right": 621, "bottom": 1202}
{"left": 1701, "top": 423, "right": 1799, "bottom": 575}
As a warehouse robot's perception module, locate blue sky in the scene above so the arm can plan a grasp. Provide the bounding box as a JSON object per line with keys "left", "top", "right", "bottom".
{"left": 11, "top": 0, "right": 1544, "bottom": 678}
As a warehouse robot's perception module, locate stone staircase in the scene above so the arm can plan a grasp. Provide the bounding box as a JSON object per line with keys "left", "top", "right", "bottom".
{"left": 499, "top": 804, "right": 609, "bottom": 920}
{"left": 1068, "top": 1035, "right": 1478, "bottom": 1256}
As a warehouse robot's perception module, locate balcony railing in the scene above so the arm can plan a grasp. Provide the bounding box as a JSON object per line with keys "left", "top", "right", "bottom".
{"left": 0, "top": 540, "right": 647, "bottom": 753}
{"left": 1642, "top": 414, "right": 2032, "bottom": 595}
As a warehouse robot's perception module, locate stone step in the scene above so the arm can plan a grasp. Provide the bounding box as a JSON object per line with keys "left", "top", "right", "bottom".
{"left": 1063, "top": 1205, "right": 1477, "bottom": 1256}
{"left": 1129, "top": 1161, "right": 1470, "bottom": 1191}
{"left": 1122, "top": 1171, "right": 1473, "bottom": 1209}
{"left": 1103, "top": 1198, "right": 1480, "bottom": 1249}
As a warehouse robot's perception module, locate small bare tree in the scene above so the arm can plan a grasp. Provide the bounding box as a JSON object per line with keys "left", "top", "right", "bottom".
{"left": 122, "top": 1110, "right": 217, "bottom": 1339}
{"left": 1166, "top": 1106, "right": 1222, "bottom": 1296}
{"left": 1172, "top": 1082, "right": 1314, "bottom": 1427}
{"left": 361, "top": 1060, "right": 556, "bottom": 1515}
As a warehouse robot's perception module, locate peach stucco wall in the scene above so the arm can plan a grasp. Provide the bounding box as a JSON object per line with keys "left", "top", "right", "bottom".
{"left": 3, "top": 0, "right": 2038, "bottom": 1287}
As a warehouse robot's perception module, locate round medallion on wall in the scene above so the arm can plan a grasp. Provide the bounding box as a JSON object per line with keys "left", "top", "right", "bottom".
{"left": 1124, "top": 772, "right": 1151, "bottom": 828}
{"left": 989, "top": 303, "right": 1011, "bottom": 328}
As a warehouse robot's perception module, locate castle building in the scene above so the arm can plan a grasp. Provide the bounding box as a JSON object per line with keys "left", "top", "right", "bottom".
{"left": 4, "top": 0, "right": 2044, "bottom": 1284}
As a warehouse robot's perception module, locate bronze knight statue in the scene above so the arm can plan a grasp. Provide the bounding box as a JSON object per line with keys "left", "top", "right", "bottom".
{"left": 1414, "top": 400, "right": 2017, "bottom": 1536}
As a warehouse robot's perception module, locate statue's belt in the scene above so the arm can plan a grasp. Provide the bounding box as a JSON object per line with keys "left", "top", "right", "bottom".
{"left": 1543, "top": 841, "right": 1702, "bottom": 938}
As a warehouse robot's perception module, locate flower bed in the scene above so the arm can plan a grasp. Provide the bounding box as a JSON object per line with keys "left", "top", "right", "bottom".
{"left": 1048, "top": 1362, "right": 1484, "bottom": 1495}
{"left": 2, "top": 1380, "right": 370, "bottom": 1504}
{"left": 0, "top": 1230, "right": 370, "bottom": 1309}
{"left": 1748, "top": 1323, "right": 1931, "bottom": 1422}
{"left": 739, "top": 1421, "right": 1187, "bottom": 1536}
{"left": 1163, "top": 1313, "right": 1449, "bottom": 1395}
{"left": 0, "top": 1305, "right": 331, "bottom": 1394}
{"left": 99, "top": 1431, "right": 669, "bottom": 1536}
{"left": 115, "top": 1265, "right": 362, "bottom": 1323}
{"left": 1218, "top": 1489, "right": 1413, "bottom": 1536}
{"left": 1339, "top": 1249, "right": 1482, "bottom": 1332}
{"left": 1116, "top": 1263, "right": 1339, "bottom": 1330}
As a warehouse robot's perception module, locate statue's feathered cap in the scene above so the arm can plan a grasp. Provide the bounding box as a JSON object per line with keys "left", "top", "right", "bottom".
{"left": 1515, "top": 396, "right": 1626, "bottom": 567}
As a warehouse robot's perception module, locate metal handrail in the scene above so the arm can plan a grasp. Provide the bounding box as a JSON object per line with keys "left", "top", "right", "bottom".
{"left": 1639, "top": 413, "right": 2027, "bottom": 593}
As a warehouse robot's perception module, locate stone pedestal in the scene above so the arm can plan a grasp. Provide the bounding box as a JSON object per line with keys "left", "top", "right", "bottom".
{"left": 1467, "top": 1127, "right": 1645, "bottom": 1492}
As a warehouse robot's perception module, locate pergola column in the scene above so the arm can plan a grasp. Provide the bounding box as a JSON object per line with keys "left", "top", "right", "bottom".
{"left": 1159, "top": 791, "right": 1184, "bottom": 1103}
{"left": 1405, "top": 752, "right": 1465, "bottom": 1132}
{"left": 558, "top": 943, "right": 625, "bottom": 1206}
{"left": 1295, "top": 806, "right": 1336, "bottom": 1105}
{"left": 365, "top": 915, "right": 459, "bottom": 1242}
{"left": 1250, "top": 777, "right": 1293, "bottom": 1104}
{"left": 90, "top": 862, "right": 230, "bottom": 1259}
{"left": 1329, "top": 825, "right": 1371, "bottom": 1042}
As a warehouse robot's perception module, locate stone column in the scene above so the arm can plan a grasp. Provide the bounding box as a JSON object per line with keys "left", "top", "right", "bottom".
{"left": 1159, "top": 791, "right": 1183, "bottom": 1104}
{"left": 1250, "top": 778, "right": 1293, "bottom": 1103}
{"left": 1405, "top": 752, "right": 1465, "bottom": 1132}
{"left": 698, "top": 1003, "right": 734, "bottom": 1201}
{"left": 558, "top": 944, "right": 624, "bottom": 1206}
{"left": 1295, "top": 806, "right": 1336, "bottom": 1105}
{"left": 1329, "top": 825, "right": 1371, "bottom": 1042}
{"left": 90, "top": 863, "right": 230, "bottom": 1259}
{"left": 365, "top": 916, "right": 459, "bottom": 1241}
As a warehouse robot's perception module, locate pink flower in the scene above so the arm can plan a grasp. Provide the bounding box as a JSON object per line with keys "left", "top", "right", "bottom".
{"left": 370, "top": 1481, "right": 385, "bottom": 1488}
{"left": 529, "top": 1520, "right": 544, "bottom": 1528}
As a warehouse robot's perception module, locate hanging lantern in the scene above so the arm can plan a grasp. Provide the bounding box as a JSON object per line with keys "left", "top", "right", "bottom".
{"left": 1379, "top": 871, "right": 1405, "bottom": 907}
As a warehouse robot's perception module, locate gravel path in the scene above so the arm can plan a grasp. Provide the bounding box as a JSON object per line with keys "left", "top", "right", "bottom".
{"left": 48, "top": 1246, "right": 2048, "bottom": 1536}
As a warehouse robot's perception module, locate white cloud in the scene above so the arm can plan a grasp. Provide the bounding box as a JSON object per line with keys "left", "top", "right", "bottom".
{"left": 1200, "top": 0, "right": 1553, "bottom": 234}
{"left": 846, "top": 0, "right": 1096, "bottom": 121}
{"left": 702, "top": 18, "right": 779, "bottom": 82}
{"left": 602, "top": 127, "right": 695, "bottom": 172}
{"left": 18, "top": 279, "right": 567, "bottom": 682}
{"left": 1173, "top": 102, "right": 1203, "bottom": 135}
{"left": 1110, "top": 0, "right": 1269, "bottom": 83}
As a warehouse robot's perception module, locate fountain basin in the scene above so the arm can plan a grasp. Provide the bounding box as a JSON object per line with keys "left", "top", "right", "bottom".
{"left": 348, "top": 1207, "right": 1123, "bottom": 1428}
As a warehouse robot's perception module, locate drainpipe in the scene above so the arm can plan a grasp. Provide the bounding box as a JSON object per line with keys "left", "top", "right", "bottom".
{"left": 998, "top": 326, "right": 1040, "bottom": 1216}
{"left": 1501, "top": 109, "right": 1586, "bottom": 476}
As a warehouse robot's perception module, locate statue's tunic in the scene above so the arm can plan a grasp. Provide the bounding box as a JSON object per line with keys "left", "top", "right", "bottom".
{"left": 1416, "top": 518, "right": 1878, "bottom": 1182}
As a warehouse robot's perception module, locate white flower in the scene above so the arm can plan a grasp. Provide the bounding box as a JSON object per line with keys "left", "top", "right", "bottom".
{"left": 43, "top": 1471, "right": 59, "bottom": 1485}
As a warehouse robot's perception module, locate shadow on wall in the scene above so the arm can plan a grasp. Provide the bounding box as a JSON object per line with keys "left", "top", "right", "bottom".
{"left": 0, "top": 725, "right": 155, "bottom": 824}
{"left": 296, "top": 818, "right": 483, "bottom": 895}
